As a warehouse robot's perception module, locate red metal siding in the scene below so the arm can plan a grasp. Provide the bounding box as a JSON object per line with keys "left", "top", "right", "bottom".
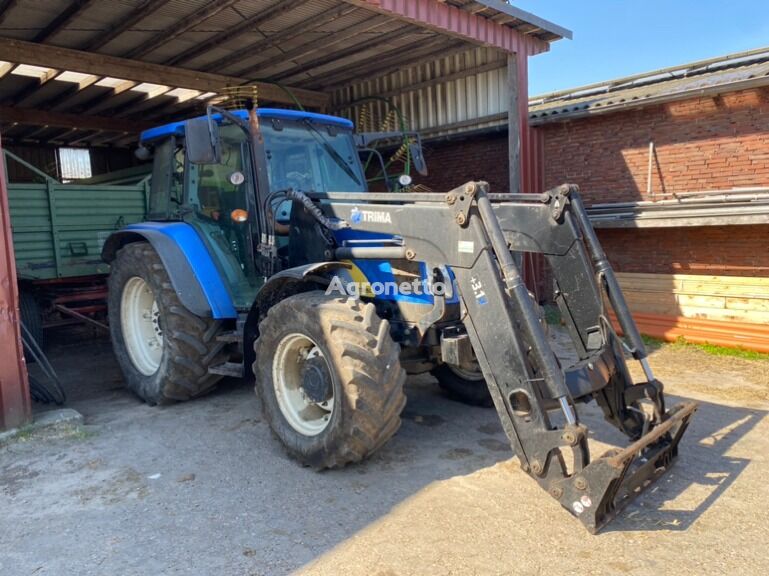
{"left": 0, "top": 135, "right": 31, "bottom": 430}
{"left": 361, "top": 0, "right": 549, "bottom": 55}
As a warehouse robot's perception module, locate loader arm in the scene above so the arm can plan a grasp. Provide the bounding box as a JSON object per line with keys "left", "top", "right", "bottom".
{"left": 303, "top": 182, "right": 696, "bottom": 533}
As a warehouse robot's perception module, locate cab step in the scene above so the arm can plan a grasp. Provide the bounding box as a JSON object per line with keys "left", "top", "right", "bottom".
{"left": 216, "top": 331, "right": 243, "bottom": 344}
{"left": 208, "top": 362, "right": 244, "bottom": 378}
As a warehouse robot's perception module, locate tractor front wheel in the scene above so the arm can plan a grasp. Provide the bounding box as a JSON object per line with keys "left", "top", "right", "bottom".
{"left": 253, "top": 292, "right": 406, "bottom": 469}
{"left": 431, "top": 362, "right": 493, "bottom": 407}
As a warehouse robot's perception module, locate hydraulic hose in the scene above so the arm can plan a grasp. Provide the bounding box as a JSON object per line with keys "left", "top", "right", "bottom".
{"left": 285, "top": 188, "right": 349, "bottom": 231}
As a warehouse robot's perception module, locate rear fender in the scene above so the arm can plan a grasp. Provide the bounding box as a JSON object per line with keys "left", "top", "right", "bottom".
{"left": 101, "top": 222, "right": 237, "bottom": 319}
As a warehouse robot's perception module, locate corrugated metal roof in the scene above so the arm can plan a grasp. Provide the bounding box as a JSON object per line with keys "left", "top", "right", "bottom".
{"left": 529, "top": 47, "right": 769, "bottom": 124}
{"left": 0, "top": 0, "right": 567, "bottom": 147}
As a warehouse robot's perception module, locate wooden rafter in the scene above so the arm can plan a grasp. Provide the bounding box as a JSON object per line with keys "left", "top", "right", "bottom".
{"left": 33, "top": 0, "right": 98, "bottom": 43}
{"left": 270, "top": 25, "right": 417, "bottom": 82}
{"left": 165, "top": 0, "right": 310, "bottom": 66}
{"left": 234, "top": 13, "right": 396, "bottom": 79}
{"left": 124, "top": 0, "right": 241, "bottom": 59}
{"left": 0, "top": 106, "right": 152, "bottom": 133}
{"left": 81, "top": 0, "right": 172, "bottom": 51}
{"left": 0, "top": 38, "right": 328, "bottom": 108}
{"left": 38, "top": 74, "right": 100, "bottom": 110}
{"left": 8, "top": 68, "right": 60, "bottom": 107}
{"left": 69, "top": 80, "right": 137, "bottom": 116}
{"left": 311, "top": 37, "right": 461, "bottom": 88}
{"left": 316, "top": 40, "right": 469, "bottom": 89}
{"left": 202, "top": 4, "right": 356, "bottom": 74}
{"left": 0, "top": 0, "right": 20, "bottom": 27}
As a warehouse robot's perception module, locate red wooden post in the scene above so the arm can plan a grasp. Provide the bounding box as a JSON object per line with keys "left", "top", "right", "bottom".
{"left": 0, "top": 134, "right": 31, "bottom": 430}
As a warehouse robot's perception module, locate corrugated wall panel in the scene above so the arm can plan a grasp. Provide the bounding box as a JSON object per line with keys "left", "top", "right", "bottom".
{"left": 332, "top": 47, "right": 508, "bottom": 137}
{"left": 7, "top": 182, "right": 147, "bottom": 280}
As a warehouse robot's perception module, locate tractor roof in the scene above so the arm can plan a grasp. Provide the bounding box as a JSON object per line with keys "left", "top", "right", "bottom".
{"left": 140, "top": 108, "right": 354, "bottom": 143}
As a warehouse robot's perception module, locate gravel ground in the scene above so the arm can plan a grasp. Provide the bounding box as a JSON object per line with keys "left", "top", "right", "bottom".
{"left": 1, "top": 328, "right": 767, "bottom": 576}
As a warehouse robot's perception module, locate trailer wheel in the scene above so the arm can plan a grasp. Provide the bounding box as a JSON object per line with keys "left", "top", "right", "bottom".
{"left": 253, "top": 292, "right": 406, "bottom": 469}
{"left": 431, "top": 363, "right": 493, "bottom": 407}
{"left": 108, "top": 242, "right": 228, "bottom": 405}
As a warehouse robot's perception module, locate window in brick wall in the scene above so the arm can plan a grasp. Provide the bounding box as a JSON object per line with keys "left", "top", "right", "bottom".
{"left": 57, "top": 147, "right": 92, "bottom": 181}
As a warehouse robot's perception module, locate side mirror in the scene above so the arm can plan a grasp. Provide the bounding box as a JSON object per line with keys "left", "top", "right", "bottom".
{"left": 409, "top": 142, "right": 428, "bottom": 176}
{"left": 134, "top": 145, "right": 152, "bottom": 161}
{"left": 186, "top": 117, "right": 221, "bottom": 164}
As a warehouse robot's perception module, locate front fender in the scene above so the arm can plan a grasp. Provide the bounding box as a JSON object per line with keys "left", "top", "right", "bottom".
{"left": 241, "top": 261, "right": 351, "bottom": 381}
{"left": 101, "top": 222, "right": 237, "bottom": 319}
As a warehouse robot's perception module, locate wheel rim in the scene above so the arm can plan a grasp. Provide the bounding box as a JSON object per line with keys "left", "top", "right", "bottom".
{"left": 121, "top": 276, "right": 163, "bottom": 376}
{"left": 448, "top": 363, "right": 485, "bottom": 381}
{"left": 273, "top": 333, "right": 334, "bottom": 436}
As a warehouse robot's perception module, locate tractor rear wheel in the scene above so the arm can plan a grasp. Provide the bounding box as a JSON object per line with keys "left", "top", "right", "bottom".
{"left": 253, "top": 292, "right": 406, "bottom": 469}
{"left": 108, "top": 242, "right": 228, "bottom": 405}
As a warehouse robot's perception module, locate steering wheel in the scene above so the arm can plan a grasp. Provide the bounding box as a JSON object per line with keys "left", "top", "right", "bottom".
{"left": 286, "top": 171, "right": 311, "bottom": 191}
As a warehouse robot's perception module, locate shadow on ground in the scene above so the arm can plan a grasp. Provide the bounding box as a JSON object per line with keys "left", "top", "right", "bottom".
{"left": 2, "top": 327, "right": 767, "bottom": 575}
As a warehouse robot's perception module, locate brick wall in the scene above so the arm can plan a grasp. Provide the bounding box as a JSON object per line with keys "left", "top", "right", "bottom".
{"left": 539, "top": 87, "right": 769, "bottom": 205}
{"left": 420, "top": 87, "right": 769, "bottom": 280}
{"left": 599, "top": 225, "right": 769, "bottom": 276}
{"left": 417, "top": 131, "right": 510, "bottom": 193}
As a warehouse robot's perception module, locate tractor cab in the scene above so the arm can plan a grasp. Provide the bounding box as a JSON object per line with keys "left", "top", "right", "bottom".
{"left": 137, "top": 107, "right": 415, "bottom": 310}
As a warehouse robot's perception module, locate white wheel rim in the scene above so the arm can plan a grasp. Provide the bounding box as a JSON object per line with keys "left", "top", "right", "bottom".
{"left": 273, "top": 333, "right": 334, "bottom": 436}
{"left": 121, "top": 276, "right": 163, "bottom": 376}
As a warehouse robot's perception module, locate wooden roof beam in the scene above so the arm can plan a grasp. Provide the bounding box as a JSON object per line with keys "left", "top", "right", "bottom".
{"left": 166, "top": 0, "right": 310, "bottom": 66}
{"left": 0, "top": 38, "right": 328, "bottom": 108}
{"left": 316, "top": 39, "right": 468, "bottom": 89}
{"left": 0, "top": 106, "right": 152, "bottom": 133}
{"left": 234, "top": 13, "right": 396, "bottom": 79}
{"left": 8, "top": 68, "right": 60, "bottom": 107}
{"left": 0, "top": 0, "right": 20, "bottom": 27}
{"left": 81, "top": 0, "right": 172, "bottom": 51}
{"left": 310, "top": 37, "right": 457, "bottom": 88}
{"left": 270, "top": 25, "right": 418, "bottom": 82}
{"left": 38, "top": 73, "right": 100, "bottom": 111}
{"left": 125, "top": 0, "right": 240, "bottom": 59}
{"left": 72, "top": 80, "right": 137, "bottom": 115}
{"left": 33, "top": 0, "right": 98, "bottom": 43}
{"left": 201, "top": 4, "right": 356, "bottom": 74}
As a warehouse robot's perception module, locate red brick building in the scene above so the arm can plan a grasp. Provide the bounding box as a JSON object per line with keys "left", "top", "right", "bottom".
{"left": 420, "top": 48, "right": 769, "bottom": 350}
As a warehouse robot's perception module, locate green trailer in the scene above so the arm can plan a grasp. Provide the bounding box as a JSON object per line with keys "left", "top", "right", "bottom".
{"left": 3, "top": 150, "right": 149, "bottom": 340}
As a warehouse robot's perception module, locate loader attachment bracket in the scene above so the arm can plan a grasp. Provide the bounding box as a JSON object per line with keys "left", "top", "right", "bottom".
{"left": 551, "top": 401, "right": 698, "bottom": 533}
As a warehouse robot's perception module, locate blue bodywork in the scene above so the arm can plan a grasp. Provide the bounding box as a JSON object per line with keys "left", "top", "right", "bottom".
{"left": 140, "top": 108, "right": 354, "bottom": 144}
{"left": 124, "top": 222, "right": 238, "bottom": 319}
{"left": 135, "top": 108, "right": 444, "bottom": 317}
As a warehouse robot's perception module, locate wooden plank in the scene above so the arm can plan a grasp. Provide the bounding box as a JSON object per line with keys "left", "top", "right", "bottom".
{"left": 165, "top": 0, "right": 309, "bottom": 66}
{"left": 726, "top": 297, "right": 769, "bottom": 312}
{"left": 0, "top": 106, "right": 151, "bottom": 133}
{"left": 81, "top": 0, "right": 171, "bottom": 50}
{"left": 125, "top": 0, "right": 240, "bottom": 59}
{"left": 0, "top": 134, "right": 32, "bottom": 430}
{"left": 0, "top": 38, "right": 328, "bottom": 108}
{"left": 676, "top": 294, "right": 727, "bottom": 309}
{"left": 680, "top": 280, "right": 769, "bottom": 298}
{"left": 33, "top": 0, "right": 98, "bottom": 43}
{"left": 0, "top": 0, "right": 20, "bottom": 27}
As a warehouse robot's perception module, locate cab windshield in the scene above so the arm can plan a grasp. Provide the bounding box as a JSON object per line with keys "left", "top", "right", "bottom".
{"left": 261, "top": 120, "right": 366, "bottom": 193}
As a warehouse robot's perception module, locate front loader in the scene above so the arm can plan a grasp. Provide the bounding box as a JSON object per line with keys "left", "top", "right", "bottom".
{"left": 103, "top": 106, "right": 696, "bottom": 533}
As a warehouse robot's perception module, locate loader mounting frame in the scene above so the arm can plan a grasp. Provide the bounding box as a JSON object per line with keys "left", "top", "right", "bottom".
{"left": 297, "top": 181, "right": 697, "bottom": 533}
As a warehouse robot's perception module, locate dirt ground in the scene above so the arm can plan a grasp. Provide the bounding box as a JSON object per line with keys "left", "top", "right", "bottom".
{"left": 1, "top": 327, "right": 768, "bottom": 576}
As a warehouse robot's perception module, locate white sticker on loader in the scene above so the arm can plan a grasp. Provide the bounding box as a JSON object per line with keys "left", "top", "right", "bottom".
{"left": 458, "top": 240, "right": 474, "bottom": 253}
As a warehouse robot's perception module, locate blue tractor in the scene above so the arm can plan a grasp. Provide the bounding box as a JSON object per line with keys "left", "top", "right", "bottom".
{"left": 103, "top": 105, "right": 696, "bottom": 532}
